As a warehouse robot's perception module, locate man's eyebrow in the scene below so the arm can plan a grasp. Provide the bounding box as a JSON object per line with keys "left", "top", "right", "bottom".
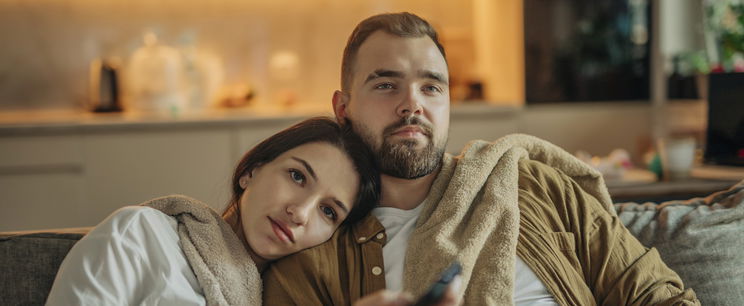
{"left": 420, "top": 70, "right": 448, "bottom": 85}
{"left": 291, "top": 157, "right": 317, "bottom": 181}
{"left": 364, "top": 69, "right": 404, "bottom": 84}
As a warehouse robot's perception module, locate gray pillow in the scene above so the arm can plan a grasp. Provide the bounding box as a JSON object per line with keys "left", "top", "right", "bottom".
{"left": 615, "top": 180, "right": 744, "bottom": 306}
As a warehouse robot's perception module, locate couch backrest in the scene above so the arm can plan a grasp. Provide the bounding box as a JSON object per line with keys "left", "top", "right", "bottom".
{"left": 615, "top": 179, "right": 744, "bottom": 306}
{"left": 0, "top": 228, "right": 89, "bottom": 306}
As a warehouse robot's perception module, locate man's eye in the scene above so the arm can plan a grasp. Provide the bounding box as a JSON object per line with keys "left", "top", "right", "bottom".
{"left": 320, "top": 206, "right": 338, "bottom": 221}
{"left": 423, "top": 85, "right": 442, "bottom": 93}
{"left": 375, "top": 83, "right": 395, "bottom": 90}
{"left": 288, "top": 169, "right": 306, "bottom": 185}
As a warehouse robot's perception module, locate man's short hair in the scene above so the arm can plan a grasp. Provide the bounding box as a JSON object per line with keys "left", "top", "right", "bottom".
{"left": 340, "top": 12, "right": 447, "bottom": 93}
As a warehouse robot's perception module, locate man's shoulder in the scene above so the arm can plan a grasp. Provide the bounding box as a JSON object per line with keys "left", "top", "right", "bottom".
{"left": 267, "top": 212, "right": 382, "bottom": 277}
{"left": 517, "top": 159, "right": 567, "bottom": 186}
{"left": 264, "top": 223, "right": 358, "bottom": 303}
{"left": 270, "top": 223, "right": 355, "bottom": 272}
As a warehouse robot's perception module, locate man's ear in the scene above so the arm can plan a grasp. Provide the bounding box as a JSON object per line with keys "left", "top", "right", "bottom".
{"left": 332, "top": 90, "right": 349, "bottom": 124}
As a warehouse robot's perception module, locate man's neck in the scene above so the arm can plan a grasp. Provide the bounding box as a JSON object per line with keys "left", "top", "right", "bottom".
{"left": 379, "top": 168, "right": 440, "bottom": 210}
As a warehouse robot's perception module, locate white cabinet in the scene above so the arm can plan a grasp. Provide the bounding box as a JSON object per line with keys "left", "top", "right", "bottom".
{"left": 82, "top": 128, "right": 235, "bottom": 225}
{"left": 0, "top": 172, "right": 86, "bottom": 230}
{"left": 234, "top": 123, "right": 291, "bottom": 160}
{"left": 0, "top": 135, "right": 83, "bottom": 168}
{"left": 0, "top": 109, "right": 525, "bottom": 231}
{"left": 0, "top": 135, "right": 86, "bottom": 231}
{"left": 0, "top": 121, "right": 294, "bottom": 231}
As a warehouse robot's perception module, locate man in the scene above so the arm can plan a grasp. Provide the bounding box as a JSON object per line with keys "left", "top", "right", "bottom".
{"left": 263, "top": 12, "right": 699, "bottom": 305}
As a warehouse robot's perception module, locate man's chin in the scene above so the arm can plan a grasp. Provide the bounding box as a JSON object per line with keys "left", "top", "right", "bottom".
{"left": 387, "top": 137, "right": 428, "bottom": 150}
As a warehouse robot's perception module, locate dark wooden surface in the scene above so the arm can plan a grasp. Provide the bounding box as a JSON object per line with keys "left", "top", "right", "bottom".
{"left": 607, "top": 178, "right": 739, "bottom": 203}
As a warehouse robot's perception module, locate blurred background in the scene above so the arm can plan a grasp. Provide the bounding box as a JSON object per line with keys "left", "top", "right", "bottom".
{"left": 1, "top": 0, "right": 742, "bottom": 230}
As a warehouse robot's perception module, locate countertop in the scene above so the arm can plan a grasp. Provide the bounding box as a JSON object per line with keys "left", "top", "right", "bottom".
{"left": 0, "top": 103, "right": 520, "bottom": 136}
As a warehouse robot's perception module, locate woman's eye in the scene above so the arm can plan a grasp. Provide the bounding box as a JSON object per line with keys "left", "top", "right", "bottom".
{"left": 288, "top": 169, "right": 306, "bottom": 185}
{"left": 320, "top": 205, "right": 338, "bottom": 221}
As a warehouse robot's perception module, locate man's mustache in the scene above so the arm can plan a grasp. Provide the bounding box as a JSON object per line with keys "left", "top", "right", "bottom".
{"left": 383, "top": 116, "right": 433, "bottom": 138}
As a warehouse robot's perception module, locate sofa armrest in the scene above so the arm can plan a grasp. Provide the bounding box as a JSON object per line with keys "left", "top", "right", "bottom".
{"left": 0, "top": 228, "right": 90, "bottom": 306}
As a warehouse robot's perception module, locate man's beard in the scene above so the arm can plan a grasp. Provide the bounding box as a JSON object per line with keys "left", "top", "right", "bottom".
{"left": 350, "top": 116, "right": 445, "bottom": 179}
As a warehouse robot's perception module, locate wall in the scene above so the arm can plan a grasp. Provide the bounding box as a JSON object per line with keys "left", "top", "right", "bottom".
{"left": 520, "top": 103, "right": 653, "bottom": 162}
{"left": 660, "top": 0, "right": 706, "bottom": 72}
{"left": 0, "top": 0, "right": 474, "bottom": 111}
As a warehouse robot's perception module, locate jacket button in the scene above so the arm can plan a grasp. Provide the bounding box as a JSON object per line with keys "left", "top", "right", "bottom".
{"left": 372, "top": 266, "right": 383, "bottom": 276}
{"left": 358, "top": 236, "right": 366, "bottom": 242}
{"left": 376, "top": 233, "right": 385, "bottom": 240}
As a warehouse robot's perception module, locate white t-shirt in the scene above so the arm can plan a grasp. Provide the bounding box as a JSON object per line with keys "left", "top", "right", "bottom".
{"left": 372, "top": 205, "right": 557, "bottom": 305}
{"left": 46, "top": 206, "right": 206, "bottom": 306}
{"left": 371, "top": 204, "right": 424, "bottom": 291}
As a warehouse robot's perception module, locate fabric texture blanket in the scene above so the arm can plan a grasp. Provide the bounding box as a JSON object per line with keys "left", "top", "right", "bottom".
{"left": 143, "top": 195, "right": 261, "bottom": 306}
{"left": 402, "top": 134, "right": 613, "bottom": 305}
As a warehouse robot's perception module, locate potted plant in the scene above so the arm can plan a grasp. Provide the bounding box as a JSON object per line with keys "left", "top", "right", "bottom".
{"left": 704, "top": 0, "right": 744, "bottom": 72}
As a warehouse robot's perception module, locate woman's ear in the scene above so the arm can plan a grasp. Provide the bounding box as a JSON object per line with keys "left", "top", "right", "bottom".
{"left": 239, "top": 174, "right": 250, "bottom": 189}
{"left": 240, "top": 163, "right": 264, "bottom": 189}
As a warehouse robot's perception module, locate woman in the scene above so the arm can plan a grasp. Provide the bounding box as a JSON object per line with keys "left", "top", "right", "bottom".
{"left": 46, "top": 117, "right": 380, "bottom": 305}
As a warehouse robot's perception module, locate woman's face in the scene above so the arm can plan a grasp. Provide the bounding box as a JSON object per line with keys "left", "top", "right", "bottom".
{"left": 239, "top": 142, "right": 360, "bottom": 260}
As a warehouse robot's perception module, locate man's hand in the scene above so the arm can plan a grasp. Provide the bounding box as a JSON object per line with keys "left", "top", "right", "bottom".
{"left": 353, "top": 276, "right": 462, "bottom": 306}
{"left": 353, "top": 290, "right": 414, "bottom": 306}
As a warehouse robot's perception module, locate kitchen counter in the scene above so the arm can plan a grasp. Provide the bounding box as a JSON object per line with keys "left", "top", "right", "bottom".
{"left": 0, "top": 108, "right": 321, "bottom": 136}
{"left": 0, "top": 103, "right": 520, "bottom": 136}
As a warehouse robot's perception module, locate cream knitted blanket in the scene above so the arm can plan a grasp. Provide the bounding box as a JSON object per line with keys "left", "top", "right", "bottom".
{"left": 143, "top": 195, "right": 261, "bottom": 306}
{"left": 402, "top": 134, "right": 613, "bottom": 305}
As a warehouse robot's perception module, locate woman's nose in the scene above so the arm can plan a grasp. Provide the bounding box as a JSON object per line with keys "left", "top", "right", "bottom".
{"left": 285, "top": 201, "right": 313, "bottom": 226}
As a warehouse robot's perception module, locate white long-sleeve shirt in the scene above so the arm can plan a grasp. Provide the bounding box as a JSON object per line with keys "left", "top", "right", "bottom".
{"left": 46, "top": 206, "right": 206, "bottom": 306}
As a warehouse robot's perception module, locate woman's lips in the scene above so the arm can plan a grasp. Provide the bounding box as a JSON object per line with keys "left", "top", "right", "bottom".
{"left": 268, "top": 217, "right": 294, "bottom": 243}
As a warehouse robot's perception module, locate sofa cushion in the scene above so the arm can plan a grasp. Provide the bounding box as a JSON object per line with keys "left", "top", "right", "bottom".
{"left": 0, "top": 228, "right": 89, "bottom": 306}
{"left": 615, "top": 180, "right": 744, "bottom": 306}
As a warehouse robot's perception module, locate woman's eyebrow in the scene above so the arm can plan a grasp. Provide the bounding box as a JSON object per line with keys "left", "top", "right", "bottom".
{"left": 291, "top": 157, "right": 317, "bottom": 181}
{"left": 332, "top": 199, "right": 349, "bottom": 215}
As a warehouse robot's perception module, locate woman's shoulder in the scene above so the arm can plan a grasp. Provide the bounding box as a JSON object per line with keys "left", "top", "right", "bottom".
{"left": 106, "top": 205, "right": 174, "bottom": 229}
{"left": 88, "top": 205, "right": 178, "bottom": 244}
{"left": 110, "top": 205, "right": 162, "bottom": 219}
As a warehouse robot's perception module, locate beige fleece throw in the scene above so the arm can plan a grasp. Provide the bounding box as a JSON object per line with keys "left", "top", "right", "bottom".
{"left": 142, "top": 195, "right": 261, "bottom": 306}
{"left": 402, "top": 134, "right": 613, "bottom": 305}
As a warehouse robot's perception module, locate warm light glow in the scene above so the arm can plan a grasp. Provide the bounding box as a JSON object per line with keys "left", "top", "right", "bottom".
{"left": 473, "top": 0, "right": 525, "bottom": 106}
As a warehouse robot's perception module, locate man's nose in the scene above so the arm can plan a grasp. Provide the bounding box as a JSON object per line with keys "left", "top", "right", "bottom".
{"left": 396, "top": 86, "right": 423, "bottom": 117}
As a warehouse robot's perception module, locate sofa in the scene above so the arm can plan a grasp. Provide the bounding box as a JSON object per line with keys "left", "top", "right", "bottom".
{"left": 2, "top": 181, "right": 743, "bottom": 306}
{"left": 1, "top": 228, "right": 89, "bottom": 306}
{"left": 614, "top": 179, "right": 744, "bottom": 306}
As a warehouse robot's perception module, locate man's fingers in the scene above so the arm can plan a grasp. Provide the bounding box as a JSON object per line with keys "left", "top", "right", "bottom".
{"left": 354, "top": 290, "right": 414, "bottom": 306}
{"left": 434, "top": 275, "right": 463, "bottom": 306}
